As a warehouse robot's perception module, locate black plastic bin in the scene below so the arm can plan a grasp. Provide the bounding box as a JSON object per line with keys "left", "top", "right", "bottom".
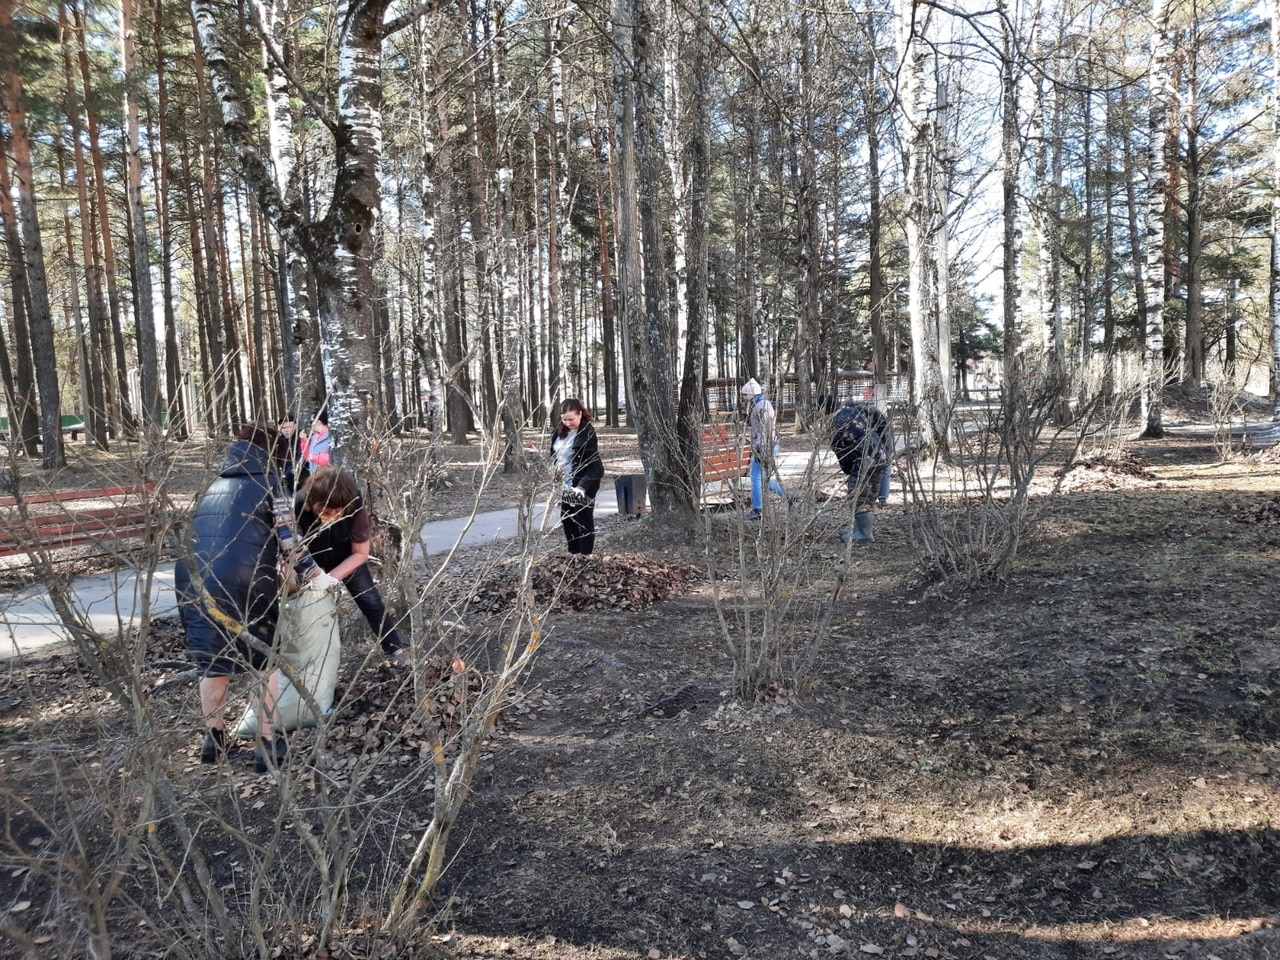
{"left": 615, "top": 474, "right": 647, "bottom": 518}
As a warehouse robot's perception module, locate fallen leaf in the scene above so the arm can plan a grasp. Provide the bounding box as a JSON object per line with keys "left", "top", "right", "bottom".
{"left": 1076, "top": 860, "right": 1098, "bottom": 871}
{"left": 859, "top": 945, "right": 885, "bottom": 955}
{"left": 737, "top": 900, "right": 755, "bottom": 909}
{"left": 10, "top": 900, "right": 31, "bottom": 913}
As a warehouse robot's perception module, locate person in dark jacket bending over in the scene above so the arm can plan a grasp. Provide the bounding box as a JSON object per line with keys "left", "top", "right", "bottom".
{"left": 821, "top": 395, "right": 893, "bottom": 543}
{"left": 550, "top": 398, "right": 605, "bottom": 555}
{"left": 296, "top": 467, "right": 406, "bottom": 660}
{"left": 176, "top": 422, "right": 339, "bottom": 772}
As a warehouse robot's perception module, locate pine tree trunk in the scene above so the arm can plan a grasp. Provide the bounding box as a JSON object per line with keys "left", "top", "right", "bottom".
{"left": 675, "top": 0, "right": 712, "bottom": 505}
{"left": 76, "top": 4, "right": 131, "bottom": 436}
{"left": 0, "top": 0, "right": 64, "bottom": 468}
{"left": 150, "top": 11, "right": 187, "bottom": 440}
{"left": 0, "top": 140, "right": 40, "bottom": 456}
{"left": 62, "top": 2, "right": 109, "bottom": 447}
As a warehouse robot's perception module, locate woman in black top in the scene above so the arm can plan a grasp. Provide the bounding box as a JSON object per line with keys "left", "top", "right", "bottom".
{"left": 549, "top": 398, "right": 605, "bottom": 555}
{"left": 298, "top": 467, "right": 406, "bottom": 659}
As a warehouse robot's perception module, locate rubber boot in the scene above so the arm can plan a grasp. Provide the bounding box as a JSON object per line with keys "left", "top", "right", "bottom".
{"left": 850, "top": 510, "right": 874, "bottom": 542}
{"left": 200, "top": 728, "right": 229, "bottom": 764}
{"left": 254, "top": 736, "right": 288, "bottom": 774}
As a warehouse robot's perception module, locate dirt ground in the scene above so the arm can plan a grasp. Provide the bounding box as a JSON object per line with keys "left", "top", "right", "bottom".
{"left": 3, "top": 409, "right": 1280, "bottom": 959}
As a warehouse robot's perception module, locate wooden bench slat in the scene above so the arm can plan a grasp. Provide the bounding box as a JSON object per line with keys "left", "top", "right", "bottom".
{"left": 0, "top": 485, "right": 163, "bottom": 560}
{"left": 0, "top": 504, "right": 152, "bottom": 534}
{"left": 699, "top": 425, "right": 750, "bottom": 493}
{"left": 0, "top": 506, "right": 154, "bottom": 544}
{"left": 0, "top": 522, "right": 157, "bottom": 558}
{"left": 0, "top": 483, "right": 154, "bottom": 509}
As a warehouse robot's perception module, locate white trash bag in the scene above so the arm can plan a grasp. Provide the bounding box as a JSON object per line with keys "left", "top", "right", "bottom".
{"left": 233, "top": 587, "right": 340, "bottom": 739}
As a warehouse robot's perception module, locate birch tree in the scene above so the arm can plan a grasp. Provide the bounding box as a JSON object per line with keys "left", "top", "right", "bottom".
{"left": 895, "top": 0, "right": 951, "bottom": 449}
{"left": 1142, "top": 0, "right": 1172, "bottom": 438}
{"left": 122, "top": 0, "right": 162, "bottom": 431}
{"left": 1272, "top": 0, "right": 1280, "bottom": 419}
{"left": 191, "top": 0, "right": 417, "bottom": 454}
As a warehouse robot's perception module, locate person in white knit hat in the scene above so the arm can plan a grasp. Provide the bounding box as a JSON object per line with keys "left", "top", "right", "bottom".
{"left": 740, "top": 378, "right": 791, "bottom": 519}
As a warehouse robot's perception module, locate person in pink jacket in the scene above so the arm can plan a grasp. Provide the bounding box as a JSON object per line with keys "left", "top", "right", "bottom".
{"left": 300, "top": 410, "right": 331, "bottom": 467}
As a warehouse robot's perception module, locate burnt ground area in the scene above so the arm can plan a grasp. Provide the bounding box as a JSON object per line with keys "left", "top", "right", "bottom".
{"left": 3, "top": 422, "right": 1280, "bottom": 959}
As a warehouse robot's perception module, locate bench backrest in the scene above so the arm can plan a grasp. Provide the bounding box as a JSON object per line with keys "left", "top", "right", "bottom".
{"left": 0, "top": 483, "right": 155, "bottom": 509}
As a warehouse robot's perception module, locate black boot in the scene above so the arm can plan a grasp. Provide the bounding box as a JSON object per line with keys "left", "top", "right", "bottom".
{"left": 200, "top": 728, "right": 229, "bottom": 764}
{"left": 253, "top": 736, "right": 288, "bottom": 774}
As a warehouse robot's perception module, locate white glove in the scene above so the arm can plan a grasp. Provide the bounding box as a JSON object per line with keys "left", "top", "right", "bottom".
{"left": 571, "top": 486, "right": 587, "bottom": 498}
{"left": 309, "top": 571, "right": 342, "bottom": 591}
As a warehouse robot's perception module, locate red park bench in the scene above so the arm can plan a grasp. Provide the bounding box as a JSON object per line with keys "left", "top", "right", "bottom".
{"left": 700, "top": 424, "right": 750, "bottom": 500}
{"left": 0, "top": 484, "right": 167, "bottom": 559}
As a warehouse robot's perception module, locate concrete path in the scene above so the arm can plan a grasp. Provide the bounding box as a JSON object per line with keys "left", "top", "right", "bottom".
{"left": 0, "top": 446, "right": 914, "bottom": 661}
{"left": 0, "top": 481, "right": 632, "bottom": 661}
{"left": 8, "top": 417, "right": 1261, "bottom": 660}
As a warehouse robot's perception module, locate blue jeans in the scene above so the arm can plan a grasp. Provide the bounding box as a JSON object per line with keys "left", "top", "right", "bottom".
{"left": 749, "top": 445, "right": 787, "bottom": 510}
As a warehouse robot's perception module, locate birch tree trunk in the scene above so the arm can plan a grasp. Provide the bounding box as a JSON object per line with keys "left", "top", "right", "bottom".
{"left": 867, "top": 66, "right": 888, "bottom": 397}
{"left": 1142, "top": 0, "right": 1172, "bottom": 438}
{"left": 794, "top": 7, "right": 820, "bottom": 413}
{"left": 257, "top": 0, "right": 321, "bottom": 414}
{"left": 122, "top": 0, "right": 162, "bottom": 432}
{"left": 1272, "top": 0, "right": 1280, "bottom": 418}
{"left": 999, "top": 0, "right": 1022, "bottom": 374}
{"left": 544, "top": 14, "right": 567, "bottom": 405}
{"left": 192, "top": 0, "right": 398, "bottom": 458}
{"left": 896, "top": 0, "right": 948, "bottom": 450}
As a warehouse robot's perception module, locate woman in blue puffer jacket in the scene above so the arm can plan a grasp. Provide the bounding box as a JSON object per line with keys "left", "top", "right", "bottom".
{"left": 176, "top": 421, "right": 335, "bottom": 772}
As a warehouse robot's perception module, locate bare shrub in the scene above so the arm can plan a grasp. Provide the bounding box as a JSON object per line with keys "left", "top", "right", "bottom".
{"left": 1207, "top": 369, "right": 1245, "bottom": 462}
{"left": 678, "top": 412, "right": 846, "bottom": 701}
{"left": 898, "top": 362, "right": 1120, "bottom": 590}
{"left": 0, "top": 410, "right": 556, "bottom": 956}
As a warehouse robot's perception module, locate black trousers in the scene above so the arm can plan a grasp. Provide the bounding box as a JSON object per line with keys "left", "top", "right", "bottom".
{"left": 561, "top": 500, "right": 595, "bottom": 555}
{"left": 343, "top": 565, "right": 403, "bottom": 653}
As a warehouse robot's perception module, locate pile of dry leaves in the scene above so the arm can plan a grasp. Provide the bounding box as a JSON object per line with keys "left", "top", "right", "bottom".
{"left": 1056, "top": 451, "right": 1158, "bottom": 492}
{"left": 468, "top": 552, "right": 702, "bottom": 613}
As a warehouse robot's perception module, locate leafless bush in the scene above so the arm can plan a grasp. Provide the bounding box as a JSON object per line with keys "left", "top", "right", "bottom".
{"left": 672, "top": 413, "right": 845, "bottom": 701}
{"left": 1208, "top": 369, "right": 1245, "bottom": 462}
{"left": 898, "top": 361, "right": 1118, "bottom": 590}
{"left": 0, "top": 406, "right": 557, "bottom": 956}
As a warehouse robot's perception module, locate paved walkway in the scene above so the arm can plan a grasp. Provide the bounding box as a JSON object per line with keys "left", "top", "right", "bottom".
{"left": 12, "top": 414, "right": 1254, "bottom": 663}
{"left": 0, "top": 452, "right": 839, "bottom": 662}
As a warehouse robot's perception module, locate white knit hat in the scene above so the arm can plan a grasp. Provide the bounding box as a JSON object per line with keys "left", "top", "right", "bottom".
{"left": 741, "top": 378, "right": 762, "bottom": 398}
